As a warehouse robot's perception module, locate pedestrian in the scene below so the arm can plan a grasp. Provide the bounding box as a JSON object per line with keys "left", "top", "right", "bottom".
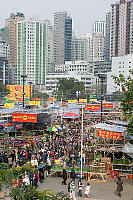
{"left": 62, "top": 169, "right": 67, "bottom": 185}
{"left": 70, "top": 168, "right": 76, "bottom": 182}
{"left": 78, "top": 179, "right": 83, "bottom": 197}
{"left": 70, "top": 180, "right": 76, "bottom": 200}
{"left": 85, "top": 183, "right": 91, "bottom": 198}
{"left": 116, "top": 177, "right": 123, "bottom": 197}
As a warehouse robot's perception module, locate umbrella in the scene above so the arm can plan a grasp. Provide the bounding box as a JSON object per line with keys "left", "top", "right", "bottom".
{"left": 63, "top": 111, "right": 78, "bottom": 118}
{"left": 46, "top": 125, "right": 62, "bottom": 132}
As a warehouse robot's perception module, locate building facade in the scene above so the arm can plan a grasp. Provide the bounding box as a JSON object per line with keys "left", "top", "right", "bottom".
{"left": 110, "top": 0, "right": 133, "bottom": 57}
{"left": 6, "top": 12, "right": 25, "bottom": 67}
{"left": 0, "top": 41, "right": 9, "bottom": 59}
{"left": 54, "top": 11, "right": 72, "bottom": 64}
{"left": 17, "top": 19, "right": 47, "bottom": 86}
{"left": 72, "top": 36, "right": 89, "bottom": 61}
{"left": 91, "top": 32, "right": 105, "bottom": 62}
{"left": 0, "top": 57, "right": 10, "bottom": 84}
{"left": 93, "top": 19, "right": 105, "bottom": 37}
{"left": 107, "top": 54, "right": 133, "bottom": 94}
{"left": 105, "top": 12, "right": 111, "bottom": 61}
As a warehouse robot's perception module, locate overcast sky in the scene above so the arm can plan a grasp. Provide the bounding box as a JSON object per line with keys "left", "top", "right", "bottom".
{"left": 0, "top": 0, "right": 117, "bottom": 36}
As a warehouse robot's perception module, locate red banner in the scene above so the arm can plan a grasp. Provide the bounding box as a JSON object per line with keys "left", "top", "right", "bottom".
{"left": 62, "top": 102, "right": 67, "bottom": 107}
{"left": 16, "top": 123, "right": 23, "bottom": 130}
{"left": 86, "top": 105, "right": 101, "bottom": 111}
{"left": 33, "top": 98, "right": 40, "bottom": 101}
{"left": 97, "top": 129, "right": 121, "bottom": 140}
{"left": 103, "top": 103, "right": 114, "bottom": 108}
{"left": 12, "top": 113, "right": 37, "bottom": 123}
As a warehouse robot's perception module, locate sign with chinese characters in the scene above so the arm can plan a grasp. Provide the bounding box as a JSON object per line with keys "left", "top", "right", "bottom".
{"left": 79, "top": 99, "right": 87, "bottom": 103}
{"left": 68, "top": 100, "right": 77, "bottom": 104}
{"left": 97, "top": 129, "right": 121, "bottom": 140}
{"left": 85, "top": 105, "right": 101, "bottom": 111}
{"left": 12, "top": 113, "right": 37, "bottom": 123}
{"left": 103, "top": 103, "right": 114, "bottom": 108}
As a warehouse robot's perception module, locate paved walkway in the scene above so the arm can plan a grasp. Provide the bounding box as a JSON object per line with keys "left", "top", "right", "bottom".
{"left": 38, "top": 176, "right": 133, "bottom": 200}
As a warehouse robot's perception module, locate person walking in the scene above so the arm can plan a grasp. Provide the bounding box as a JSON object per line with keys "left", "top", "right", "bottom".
{"left": 78, "top": 179, "right": 83, "bottom": 197}
{"left": 70, "top": 168, "right": 76, "bottom": 182}
{"left": 62, "top": 169, "right": 67, "bottom": 185}
{"left": 70, "top": 180, "right": 76, "bottom": 200}
{"left": 85, "top": 183, "right": 91, "bottom": 198}
{"left": 116, "top": 177, "right": 123, "bottom": 197}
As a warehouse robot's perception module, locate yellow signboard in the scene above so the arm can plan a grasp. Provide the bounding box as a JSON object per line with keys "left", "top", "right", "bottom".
{"left": 79, "top": 99, "right": 87, "bottom": 103}
{"left": 90, "top": 99, "right": 97, "bottom": 102}
{"left": 29, "top": 101, "right": 40, "bottom": 106}
{"left": 4, "top": 103, "right": 14, "bottom": 108}
{"left": 7, "top": 85, "right": 32, "bottom": 98}
{"left": 68, "top": 100, "right": 77, "bottom": 104}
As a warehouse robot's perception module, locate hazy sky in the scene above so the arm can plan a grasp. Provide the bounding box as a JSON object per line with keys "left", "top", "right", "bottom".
{"left": 0, "top": 0, "right": 117, "bottom": 36}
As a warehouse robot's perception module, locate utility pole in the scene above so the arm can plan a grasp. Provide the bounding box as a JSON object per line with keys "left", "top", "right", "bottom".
{"left": 81, "top": 105, "right": 84, "bottom": 179}
{"left": 29, "top": 82, "right": 32, "bottom": 100}
{"left": 21, "top": 75, "right": 27, "bottom": 108}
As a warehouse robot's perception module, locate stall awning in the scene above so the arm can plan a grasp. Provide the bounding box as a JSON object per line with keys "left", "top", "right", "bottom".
{"left": 122, "top": 142, "right": 133, "bottom": 158}
{"left": 93, "top": 123, "right": 127, "bottom": 133}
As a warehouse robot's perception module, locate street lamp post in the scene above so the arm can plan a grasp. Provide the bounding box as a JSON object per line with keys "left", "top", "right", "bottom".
{"left": 29, "top": 82, "right": 32, "bottom": 100}
{"left": 81, "top": 104, "right": 84, "bottom": 179}
{"left": 21, "top": 75, "right": 27, "bottom": 108}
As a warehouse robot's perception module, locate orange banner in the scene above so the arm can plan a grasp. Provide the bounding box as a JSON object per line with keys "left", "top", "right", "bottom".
{"left": 33, "top": 98, "right": 40, "bottom": 101}
{"left": 48, "top": 98, "right": 57, "bottom": 101}
{"left": 79, "top": 99, "right": 87, "bottom": 103}
{"left": 68, "top": 100, "right": 77, "bottom": 104}
{"left": 97, "top": 129, "right": 121, "bottom": 140}
{"left": 12, "top": 113, "right": 37, "bottom": 123}
{"left": 103, "top": 103, "right": 114, "bottom": 108}
{"left": 86, "top": 105, "right": 101, "bottom": 111}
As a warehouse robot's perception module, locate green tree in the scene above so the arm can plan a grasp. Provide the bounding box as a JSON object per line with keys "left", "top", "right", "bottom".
{"left": 112, "top": 73, "right": 133, "bottom": 135}
{"left": 34, "top": 91, "right": 49, "bottom": 101}
{"left": 0, "top": 83, "right": 10, "bottom": 97}
{"left": 55, "top": 78, "right": 85, "bottom": 100}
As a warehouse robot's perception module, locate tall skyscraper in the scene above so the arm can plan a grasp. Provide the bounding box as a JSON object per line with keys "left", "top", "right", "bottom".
{"left": 45, "top": 20, "right": 54, "bottom": 73}
{"left": 110, "top": 0, "right": 133, "bottom": 57}
{"left": 105, "top": 12, "right": 111, "bottom": 61}
{"left": 17, "top": 18, "right": 47, "bottom": 86}
{"left": 6, "top": 12, "right": 25, "bottom": 67}
{"left": 93, "top": 19, "right": 105, "bottom": 37}
{"left": 54, "top": 11, "right": 72, "bottom": 64}
{"left": 72, "top": 36, "right": 89, "bottom": 61}
{"left": 91, "top": 32, "right": 105, "bottom": 62}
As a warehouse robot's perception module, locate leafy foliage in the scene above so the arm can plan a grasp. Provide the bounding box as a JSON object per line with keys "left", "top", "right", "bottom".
{"left": 55, "top": 78, "right": 85, "bottom": 100}
{"left": 0, "top": 83, "right": 10, "bottom": 97}
{"left": 34, "top": 91, "right": 49, "bottom": 100}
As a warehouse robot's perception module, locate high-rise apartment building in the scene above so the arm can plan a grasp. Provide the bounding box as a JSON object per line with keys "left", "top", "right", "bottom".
{"left": 6, "top": 12, "right": 25, "bottom": 67}
{"left": 0, "top": 41, "right": 9, "bottom": 59}
{"left": 72, "top": 36, "right": 89, "bottom": 61}
{"left": 93, "top": 19, "right": 105, "bottom": 37}
{"left": 17, "top": 18, "right": 47, "bottom": 86}
{"left": 45, "top": 21, "right": 54, "bottom": 73}
{"left": 105, "top": 12, "right": 111, "bottom": 61}
{"left": 54, "top": 11, "right": 72, "bottom": 64}
{"left": 110, "top": 0, "right": 133, "bottom": 57}
{"left": 91, "top": 32, "right": 105, "bottom": 62}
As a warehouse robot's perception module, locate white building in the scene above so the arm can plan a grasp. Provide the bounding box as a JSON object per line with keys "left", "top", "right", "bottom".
{"left": 55, "top": 61, "right": 93, "bottom": 74}
{"left": 46, "top": 61, "right": 95, "bottom": 92}
{"left": 46, "top": 71, "right": 96, "bottom": 92}
{"left": 17, "top": 18, "right": 47, "bottom": 85}
{"left": 107, "top": 54, "right": 133, "bottom": 94}
{"left": 93, "top": 19, "right": 105, "bottom": 37}
{"left": 0, "top": 41, "right": 9, "bottom": 59}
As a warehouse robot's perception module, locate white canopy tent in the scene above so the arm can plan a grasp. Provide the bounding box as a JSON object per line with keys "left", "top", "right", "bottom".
{"left": 122, "top": 142, "right": 133, "bottom": 158}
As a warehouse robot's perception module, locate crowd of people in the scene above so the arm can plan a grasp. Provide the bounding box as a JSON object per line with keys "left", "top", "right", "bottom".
{"left": 0, "top": 117, "right": 125, "bottom": 199}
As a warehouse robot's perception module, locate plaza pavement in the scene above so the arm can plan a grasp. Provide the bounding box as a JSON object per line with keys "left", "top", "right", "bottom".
{"left": 38, "top": 176, "right": 133, "bottom": 200}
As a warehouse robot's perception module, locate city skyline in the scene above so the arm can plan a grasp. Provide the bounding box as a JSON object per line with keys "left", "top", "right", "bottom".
{"left": 1, "top": 0, "right": 116, "bottom": 36}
